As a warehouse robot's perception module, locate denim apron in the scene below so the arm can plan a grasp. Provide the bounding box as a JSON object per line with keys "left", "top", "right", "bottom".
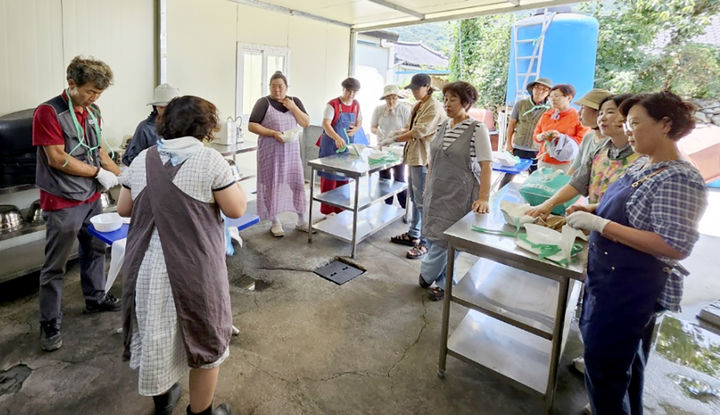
{"left": 580, "top": 171, "right": 669, "bottom": 415}
{"left": 318, "top": 105, "right": 368, "bottom": 180}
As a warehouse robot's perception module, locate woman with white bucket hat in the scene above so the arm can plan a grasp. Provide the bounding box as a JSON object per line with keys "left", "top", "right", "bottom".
{"left": 123, "top": 83, "right": 180, "bottom": 166}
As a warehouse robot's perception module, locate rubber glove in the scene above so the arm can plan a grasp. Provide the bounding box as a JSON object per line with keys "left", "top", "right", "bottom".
{"left": 95, "top": 167, "right": 119, "bottom": 191}
{"left": 566, "top": 211, "right": 610, "bottom": 233}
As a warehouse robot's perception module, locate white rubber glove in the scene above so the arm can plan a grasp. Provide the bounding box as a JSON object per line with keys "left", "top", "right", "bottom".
{"left": 95, "top": 167, "right": 119, "bottom": 191}
{"left": 566, "top": 211, "right": 611, "bottom": 233}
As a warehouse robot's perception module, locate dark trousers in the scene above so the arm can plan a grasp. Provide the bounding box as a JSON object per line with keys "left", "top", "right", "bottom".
{"left": 584, "top": 313, "right": 658, "bottom": 415}
{"left": 378, "top": 164, "right": 406, "bottom": 209}
{"left": 498, "top": 148, "right": 538, "bottom": 189}
{"left": 39, "top": 200, "right": 106, "bottom": 325}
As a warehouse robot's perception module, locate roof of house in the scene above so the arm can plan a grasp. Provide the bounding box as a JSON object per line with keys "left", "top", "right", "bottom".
{"left": 393, "top": 41, "right": 449, "bottom": 69}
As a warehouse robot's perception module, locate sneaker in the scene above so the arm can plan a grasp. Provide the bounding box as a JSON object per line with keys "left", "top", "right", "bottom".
{"left": 40, "top": 321, "right": 62, "bottom": 352}
{"left": 572, "top": 356, "right": 586, "bottom": 374}
{"left": 583, "top": 403, "right": 591, "bottom": 414}
{"left": 270, "top": 222, "right": 284, "bottom": 237}
{"left": 84, "top": 293, "right": 121, "bottom": 313}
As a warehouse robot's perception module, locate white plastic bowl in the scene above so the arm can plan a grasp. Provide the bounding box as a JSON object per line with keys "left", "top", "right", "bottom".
{"left": 90, "top": 212, "right": 123, "bottom": 233}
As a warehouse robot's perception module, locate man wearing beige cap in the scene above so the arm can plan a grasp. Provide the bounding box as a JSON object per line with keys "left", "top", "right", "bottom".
{"left": 122, "top": 83, "right": 180, "bottom": 166}
{"left": 568, "top": 88, "right": 612, "bottom": 174}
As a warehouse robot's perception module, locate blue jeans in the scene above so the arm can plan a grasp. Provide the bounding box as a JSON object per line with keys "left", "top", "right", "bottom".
{"left": 407, "top": 165, "right": 426, "bottom": 242}
{"left": 420, "top": 240, "right": 459, "bottom": 289}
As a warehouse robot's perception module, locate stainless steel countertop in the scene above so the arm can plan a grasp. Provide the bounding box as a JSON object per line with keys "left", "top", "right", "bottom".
{"left": 307, "top": 152, "right": 403, "bottom": 179}
{"left": 443, "top": 183, "right": 587, "bottom": 282}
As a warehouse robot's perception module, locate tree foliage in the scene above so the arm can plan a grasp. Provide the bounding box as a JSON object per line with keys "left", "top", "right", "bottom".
{"left": 578, "top": 0, "right": 720, "bottom": 97}
{"left": 449, "top": 14, "right": 516, "bottom": 109}
{"left": 447, "top": 0, "right": 720, "bottom": 105}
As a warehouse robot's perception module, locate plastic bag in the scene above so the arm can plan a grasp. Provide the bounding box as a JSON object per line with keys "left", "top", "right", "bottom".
{"left": 518, "top": 167, "right": 580, "bottom": 215}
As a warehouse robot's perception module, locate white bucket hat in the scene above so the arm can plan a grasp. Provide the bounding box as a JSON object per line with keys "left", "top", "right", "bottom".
{"left": 148, "top": 83, "right": 180, "bottom": 106}
{"left": 380, "top": 85, "right": 404, "bottom": 100}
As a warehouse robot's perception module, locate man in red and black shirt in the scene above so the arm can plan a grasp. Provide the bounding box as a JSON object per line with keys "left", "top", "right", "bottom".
{"left": 33, "top": 56, "right": 121, "bottom": 352}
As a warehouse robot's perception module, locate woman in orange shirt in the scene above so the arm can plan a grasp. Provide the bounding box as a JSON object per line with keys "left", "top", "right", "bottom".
{"left": 533, "top": 84, "right": 590, "bottom": 172}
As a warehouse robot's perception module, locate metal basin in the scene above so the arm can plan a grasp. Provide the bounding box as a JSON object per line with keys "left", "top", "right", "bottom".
{"left": 0, "top": 205, "right": 23, "bottom": 232}
{"left": 100, "top": 192, "right": 114, "bottom": 209}
{"left": 25, "top": 200, "right": 43, "bottom": 224}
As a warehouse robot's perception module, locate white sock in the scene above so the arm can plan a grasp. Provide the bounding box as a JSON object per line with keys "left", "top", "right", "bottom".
{"left": 272, "top": 216, "right": 281, "bottom": 226}
{"left": 297, "top": 213, "right": 307, "bottom": 225}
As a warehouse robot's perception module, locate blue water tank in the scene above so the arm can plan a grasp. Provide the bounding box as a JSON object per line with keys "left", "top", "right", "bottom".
{"left": 505, "top": 13, "right": 599, "bottom": 106}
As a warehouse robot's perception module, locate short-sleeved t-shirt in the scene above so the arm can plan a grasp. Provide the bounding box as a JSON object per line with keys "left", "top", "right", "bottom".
{"left": 248, "top": 96, "right": 307, "bottom": 124}
{"left": 32, "top": 92, "right": 102, "bottom": 210}
{"left": 323, "top": 100, "right": 363, "bottom": 122}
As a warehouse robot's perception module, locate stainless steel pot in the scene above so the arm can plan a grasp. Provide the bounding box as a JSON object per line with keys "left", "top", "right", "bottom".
{"left": 0, "top": 205, "right": 23, "bottom": 232}
{"left": 26, "top": 200, "right": 43, "bottom": 224}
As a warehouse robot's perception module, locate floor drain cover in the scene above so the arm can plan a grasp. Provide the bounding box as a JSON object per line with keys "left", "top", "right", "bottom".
{"left": 314, "top": 258, "right": 365, "bottom": 285}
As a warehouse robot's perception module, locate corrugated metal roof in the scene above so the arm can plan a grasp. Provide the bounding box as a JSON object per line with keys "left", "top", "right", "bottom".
{"left": 229, "top": 0, "right": 582, "bottom": 31}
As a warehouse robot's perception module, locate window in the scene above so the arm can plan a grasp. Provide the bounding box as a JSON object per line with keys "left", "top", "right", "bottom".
{"left": 236, "top": 43, "right": 289, "bottom": 119}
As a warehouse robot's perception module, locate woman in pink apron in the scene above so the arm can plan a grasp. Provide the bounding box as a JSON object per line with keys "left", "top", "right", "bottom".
{"left": 118, "top": 96, "right": 247, "bottom": 415}
{"left": 248, "top": 71, "right": 311, "bottom": 237}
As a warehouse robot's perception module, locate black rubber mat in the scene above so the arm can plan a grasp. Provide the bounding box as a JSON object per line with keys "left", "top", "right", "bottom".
{"left": 314, "top": 258, "right": 365, "bottom": 285}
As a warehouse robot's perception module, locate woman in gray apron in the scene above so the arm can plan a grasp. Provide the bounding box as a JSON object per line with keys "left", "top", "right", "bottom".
{"left": 419, "top": 82, "right": 493, "bottom": 301}
{"left": 117, "top": 96, "right": 247, "bottom": 415}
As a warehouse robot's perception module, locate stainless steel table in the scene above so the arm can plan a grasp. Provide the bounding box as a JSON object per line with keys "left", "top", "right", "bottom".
{"left": 307, "top": 152, "right": 408, "bottom": 258}
{"left": 437, "top": 183, "right": 587, "bottom": 413}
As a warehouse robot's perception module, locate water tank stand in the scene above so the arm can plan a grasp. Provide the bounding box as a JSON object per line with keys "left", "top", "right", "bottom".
{"left": 512, "top": 9, "right": 556, "bottom": 103}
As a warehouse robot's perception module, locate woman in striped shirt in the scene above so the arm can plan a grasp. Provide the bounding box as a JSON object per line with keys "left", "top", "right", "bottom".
{"left": 418, "top": 81, "right": 493, "bottom": 301}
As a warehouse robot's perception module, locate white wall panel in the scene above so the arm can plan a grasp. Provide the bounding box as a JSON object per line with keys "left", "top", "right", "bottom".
{"left": 0, "top": 0, "right": 153, "bottom": 148}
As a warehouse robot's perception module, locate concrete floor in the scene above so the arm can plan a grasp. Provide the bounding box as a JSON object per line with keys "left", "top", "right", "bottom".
{"left": 1, "top": 188, "right": 719, "bottom": 415}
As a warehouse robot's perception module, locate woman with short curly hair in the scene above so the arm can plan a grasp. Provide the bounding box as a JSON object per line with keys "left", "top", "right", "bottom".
{"left": 117, "top": 95, "right": 246, "bottom": 415}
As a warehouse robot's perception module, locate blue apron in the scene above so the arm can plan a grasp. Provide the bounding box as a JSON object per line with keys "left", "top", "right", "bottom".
{"left": 580, "top": 173, "right": 669, "bottom": 415}
{"left": 318, "top": 111, "right": 368, "bottom": 180}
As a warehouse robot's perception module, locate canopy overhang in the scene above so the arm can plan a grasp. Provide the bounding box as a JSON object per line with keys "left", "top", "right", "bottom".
{"left": 229, "top": 0, "right": 584, "bottom": 32}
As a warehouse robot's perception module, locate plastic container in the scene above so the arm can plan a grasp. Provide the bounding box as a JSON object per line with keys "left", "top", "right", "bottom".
{"left": 90, "top": 212, "right": 123, "bottom": 233}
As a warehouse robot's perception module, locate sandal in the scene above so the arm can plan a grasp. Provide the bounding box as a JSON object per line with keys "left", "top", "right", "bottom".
{"left": 406, "top": 243, "right": 428, "bottom": 259}
{"left": 390, "top": 232, "right": 419, "bottom": 246}
{"left": 428, "top": 287, "right": 444, "bottom": 301}
{"left": 418, "top": 274, "right": 431, "bottom": 289}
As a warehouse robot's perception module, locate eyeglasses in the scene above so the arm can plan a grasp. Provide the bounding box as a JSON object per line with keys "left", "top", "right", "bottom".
{"left": 623, "top": 120, "right": 639, "bottom": 132}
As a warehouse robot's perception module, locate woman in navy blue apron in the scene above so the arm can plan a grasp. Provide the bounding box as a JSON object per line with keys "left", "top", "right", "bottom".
{"left": 317, "top": 77, "right": 368, "bottom": 215}
{"left": 566, "top": 91, "right": 707, "bottom": 414}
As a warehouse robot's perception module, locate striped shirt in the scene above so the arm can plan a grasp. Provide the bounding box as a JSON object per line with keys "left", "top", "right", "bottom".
{"left": 622, "top": 159, "right": 707, "bottom": 311}
{"left": 440, "top": 118, "right": 493, "bottom": 162}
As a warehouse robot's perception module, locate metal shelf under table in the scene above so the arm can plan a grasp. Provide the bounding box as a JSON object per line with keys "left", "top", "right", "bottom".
{"left": 438, "top": 183, "right": 586, "bottom": 414}
{"left": 312, "top": 176, "right": 406, "bottom": 211}
{"left": 307, "top": 152, "right": 407, "bottom": 258}
{"left": 312, "top": 203, "right": 404, "bottom": 244}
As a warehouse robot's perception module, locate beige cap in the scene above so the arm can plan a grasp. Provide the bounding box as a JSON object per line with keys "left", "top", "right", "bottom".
{"left": 380, "top": 85, "right": 404, "bottom": 100}
{"left": 575, "top": 88, "right": 612, "bottom": 110}
{"left": 148, "top": 83, "right": 180, "bottom": 106}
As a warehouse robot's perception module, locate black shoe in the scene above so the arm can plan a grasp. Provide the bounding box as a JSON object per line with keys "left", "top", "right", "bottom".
{"left": 187, "top": 403, "right": 231, "bottom": 415}
{"left": 40, "top": 320, "right": 62, "bottom": 352}
{"left": 418, "top": 274, "right": 431, "bottom": 289}
{"left": 212, "top": 403, "right": 231, "bottom": 415}
{"left": 84, "top": 293, "right": 121, "bottom": 313}
{"left": 154, "top": 383, "right": 182, "bottom": 415}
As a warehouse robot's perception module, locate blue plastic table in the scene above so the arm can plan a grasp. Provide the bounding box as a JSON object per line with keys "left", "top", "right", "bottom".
{"left": 491, "top": 158, "right": 533, "bottom": 190}
{"left": 88, "top": 223, "right": 128, "bottom": 245}
{"left": 492, "top": 158, "right": 533, "bottom": 174}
